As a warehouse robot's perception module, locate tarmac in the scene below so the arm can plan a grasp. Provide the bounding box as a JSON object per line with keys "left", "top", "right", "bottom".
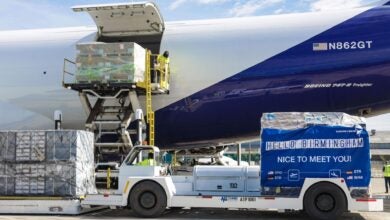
{"left": 0, "top": 207, "right": 389, "bottom": 220}
{"left": 371, "top": 177, "right": 388, "bottom": 195}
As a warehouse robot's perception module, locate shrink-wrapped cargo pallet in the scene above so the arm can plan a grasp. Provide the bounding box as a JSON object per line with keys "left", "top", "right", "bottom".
{"left": 261, "top": 112, "right": 366, "bottom": 130}
{"left": 75, "top": 42, "right": 146, "bottom": 84}
{"left": 0, "top": 130, "right": 96, "bottom": 197}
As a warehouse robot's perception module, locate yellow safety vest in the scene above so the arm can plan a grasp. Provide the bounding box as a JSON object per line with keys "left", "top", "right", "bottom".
{"left": 157, "top": 55, "right": 170, "bottom": 67}
{"left": 137, "top": 159, "right": 155, "bottom": 166}
{"left": 384, "top": 165, "right": 390, "bottom": 177}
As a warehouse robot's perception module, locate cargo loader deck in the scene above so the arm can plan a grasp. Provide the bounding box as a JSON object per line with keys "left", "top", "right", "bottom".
{"left": 63, "top": 44, "right": 170, "bottom": 162}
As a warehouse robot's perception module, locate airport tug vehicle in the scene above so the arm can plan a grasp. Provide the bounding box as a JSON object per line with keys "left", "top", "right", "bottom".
{"left": 81, "top": 145, "right": 383, "bottom": 219}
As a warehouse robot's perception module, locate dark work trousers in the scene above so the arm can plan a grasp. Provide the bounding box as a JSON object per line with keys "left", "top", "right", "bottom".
{"left": 385, "top": 177, "right": 390, "bottom": 193}
{"left": 151, "top": 70, "right": 161, "bottom": 83}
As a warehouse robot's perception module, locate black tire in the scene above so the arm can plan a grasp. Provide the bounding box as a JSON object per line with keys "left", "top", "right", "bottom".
{"left": 169, "top": 207, "right": 183, "bottom": 210}
{"left": 304, "top": 182, "right": 347, "bottom": 220}
{"left": 129, "top": 181, "right": 167, "bottom": 218}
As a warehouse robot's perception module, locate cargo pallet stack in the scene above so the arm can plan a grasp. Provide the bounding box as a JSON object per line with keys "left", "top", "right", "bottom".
{"left": 0, "top": 130, "right": 99, "bottom": 214}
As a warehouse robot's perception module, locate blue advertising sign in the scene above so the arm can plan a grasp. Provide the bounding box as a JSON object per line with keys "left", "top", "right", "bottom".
{"left": 260, "top": 125, "right": 370, "bottom": 187}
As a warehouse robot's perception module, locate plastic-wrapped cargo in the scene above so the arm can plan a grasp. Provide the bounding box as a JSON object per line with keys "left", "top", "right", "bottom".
{"left": 261, "top": 112, "right": 366, "bottom": 130}
{"left": 0, "top": 130, "right": 96, "bottom": 197}
{"left": 260, "top": 112, "right": 370, "bottom": 197}
{"left": 75, "top": 42, "right": 146, "bottom": 84}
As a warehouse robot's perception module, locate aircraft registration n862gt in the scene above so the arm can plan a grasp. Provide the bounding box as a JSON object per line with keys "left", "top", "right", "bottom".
{"left": 0, "top": 1, "right": 389, "bottom": 148}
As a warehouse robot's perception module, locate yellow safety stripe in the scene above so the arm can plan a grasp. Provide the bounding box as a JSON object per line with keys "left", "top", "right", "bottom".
{"left": 123, "top": 181, "right": 130, "bottom": 194}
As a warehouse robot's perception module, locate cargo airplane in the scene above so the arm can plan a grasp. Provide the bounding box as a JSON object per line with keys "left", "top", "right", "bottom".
{"left": 0, "top": 1, "right": 389, "bottom": 148}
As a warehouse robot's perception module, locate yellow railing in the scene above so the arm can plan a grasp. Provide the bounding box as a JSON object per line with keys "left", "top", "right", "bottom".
{"left": 106, "top": 167, "right": 111, "bottom": 189}
{"left": 145, "top": 50, "right": 155, "bottom": 146}
{"left": 156, "top": 56, "right": 170, "bottom": 92}
{"left": 136, "top": 50, "right": 171, "bottom": 146}
{"left": 137, "top": 53, "right": 170, "bottom": 92}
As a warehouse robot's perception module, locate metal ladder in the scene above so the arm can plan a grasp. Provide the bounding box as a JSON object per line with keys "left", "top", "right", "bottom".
{"left": 145, "top": 50, "right": 155, "bottom": 146}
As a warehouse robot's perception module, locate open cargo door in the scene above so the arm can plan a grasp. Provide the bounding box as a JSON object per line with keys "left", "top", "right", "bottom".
{"left": 72, "top": 2, "right": 164, "bottom": 53}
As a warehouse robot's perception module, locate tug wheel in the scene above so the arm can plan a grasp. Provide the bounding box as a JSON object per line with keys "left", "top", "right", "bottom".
{"left": 304, "top": 182, "right": 347, "bottom": 220}
{"left": 129, "top": 181, "right": 167, "bottom": 218}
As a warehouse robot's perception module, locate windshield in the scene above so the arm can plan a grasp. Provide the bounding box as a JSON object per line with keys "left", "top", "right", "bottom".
{"left": 123, "top": 147, "right": 161, "bottom": 166}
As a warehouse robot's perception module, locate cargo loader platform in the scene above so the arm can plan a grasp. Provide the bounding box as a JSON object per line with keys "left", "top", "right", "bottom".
{"left": 62, "top": 1, "right": 169, "bottom": 155}
{"left": 61, "top": 2, "right": 171, "bottom": 191}
{"left": 63, "top": 45, "right": 168, "bottom": 159}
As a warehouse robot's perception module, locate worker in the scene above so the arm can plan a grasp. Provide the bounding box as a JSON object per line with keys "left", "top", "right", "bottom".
{"left": 137, "top": 151, "right": 155, "bottom": 166}
{"left": 153, "top": 51, "right": 170, "bottom": 83}
{"left": 383, "top": 161, "right": 390, "bottom": 193}
{"left": 158, "top": 51, "right": 170, "bottom": 67}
